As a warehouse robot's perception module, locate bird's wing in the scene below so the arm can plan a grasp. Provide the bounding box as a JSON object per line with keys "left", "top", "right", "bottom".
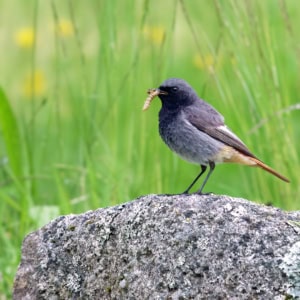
{"left": 184, "top": 105, "right": 256, "bottom": 158}
{"left": 184, "top": 101, "right": 225, "bottom": 127}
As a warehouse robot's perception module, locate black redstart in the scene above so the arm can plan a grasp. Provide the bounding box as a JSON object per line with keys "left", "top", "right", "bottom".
{"left": 143, "top": 78, "right": 289, "bottom": 194}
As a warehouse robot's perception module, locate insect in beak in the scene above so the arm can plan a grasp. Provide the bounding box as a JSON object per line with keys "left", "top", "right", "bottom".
{"left": 142, "top": 88, "right": 168, "bottom": 111}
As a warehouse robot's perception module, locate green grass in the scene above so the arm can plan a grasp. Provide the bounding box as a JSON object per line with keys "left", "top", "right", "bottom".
{"left": 0, "top": 0, "right": 299, "bottom": 297}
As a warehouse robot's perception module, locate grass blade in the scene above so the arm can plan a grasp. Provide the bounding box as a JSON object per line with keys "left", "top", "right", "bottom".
{"left": 0, "top": 87, "right": 23, "bottom": 178}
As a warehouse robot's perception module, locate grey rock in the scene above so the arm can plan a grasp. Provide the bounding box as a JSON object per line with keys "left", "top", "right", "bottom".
{"left": 13, "top": 194, "right": 300, "bottom": 299}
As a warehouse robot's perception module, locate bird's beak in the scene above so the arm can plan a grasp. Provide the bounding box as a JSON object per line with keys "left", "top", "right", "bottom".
{"left": 142, "top": 88, "right": 168, "bottom": 111}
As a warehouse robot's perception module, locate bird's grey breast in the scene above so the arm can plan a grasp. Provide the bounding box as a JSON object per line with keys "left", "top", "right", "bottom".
{"left": 159, "top": 109, "right": 224, "bottom": 165}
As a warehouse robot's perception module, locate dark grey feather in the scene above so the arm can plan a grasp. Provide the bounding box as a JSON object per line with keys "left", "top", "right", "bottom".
{"left": 185, "top": 105, "right": 256, "bottom": 158}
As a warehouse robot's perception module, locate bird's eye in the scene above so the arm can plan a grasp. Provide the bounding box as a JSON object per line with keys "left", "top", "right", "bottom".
{"left": 172, "top": 87, "right": 178, "bottom": 92}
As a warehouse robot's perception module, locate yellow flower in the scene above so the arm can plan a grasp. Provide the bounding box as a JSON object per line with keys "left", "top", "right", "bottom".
{"left": 143, "top": 25, "right": 165, "bottom": 45}
{"left": 193, "top": 54, "right": 216, "bottom": 70}
{"left": 22, "top": 70, "right": 46, "bottom": 98}
{"left": 15, "top": 27, "right": 35, "bottom": 48}
{"left": 55, "top": 19, "right": 74, "bottom": 37}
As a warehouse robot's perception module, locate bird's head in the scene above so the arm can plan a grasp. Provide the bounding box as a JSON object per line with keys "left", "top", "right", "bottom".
{"left": 143, "top": 78, "right": 197, "bottom": 111}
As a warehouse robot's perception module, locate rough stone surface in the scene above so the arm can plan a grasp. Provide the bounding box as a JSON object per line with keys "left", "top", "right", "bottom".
{"left": 13, "top": 194, "right": 300, "bottom": 299}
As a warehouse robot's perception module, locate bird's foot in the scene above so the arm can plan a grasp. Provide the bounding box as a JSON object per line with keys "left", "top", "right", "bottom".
{"left": 195, "top": 191, "right": 214, "bottom": 196}
{"left": 180, "top": 191, "right": 190, "bottom": 196}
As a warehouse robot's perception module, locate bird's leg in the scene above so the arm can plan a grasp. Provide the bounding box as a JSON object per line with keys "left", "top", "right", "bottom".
{"left": 197, "top": 161, "right": 215, "bottom": 194}
{"left": 182, "top": 165, "right": 207, "bottom": 194}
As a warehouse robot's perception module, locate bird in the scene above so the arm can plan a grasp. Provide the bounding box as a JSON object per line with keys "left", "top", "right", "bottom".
{"left": 142, "top": 78, "right": 289, "bottom": 194}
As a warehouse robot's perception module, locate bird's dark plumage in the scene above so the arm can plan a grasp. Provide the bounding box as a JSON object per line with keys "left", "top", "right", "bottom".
{"left": 143, "top": 78, "right": 289, "bottom": 194}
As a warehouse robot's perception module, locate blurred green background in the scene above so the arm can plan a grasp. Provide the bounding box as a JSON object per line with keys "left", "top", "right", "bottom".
{"left": 0, "top": 0, "right": 299, "bottom": 297}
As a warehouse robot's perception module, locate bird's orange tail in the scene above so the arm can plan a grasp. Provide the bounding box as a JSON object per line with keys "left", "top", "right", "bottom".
{"left": 250, "top": 157, "right": 290, "bottom": 183}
